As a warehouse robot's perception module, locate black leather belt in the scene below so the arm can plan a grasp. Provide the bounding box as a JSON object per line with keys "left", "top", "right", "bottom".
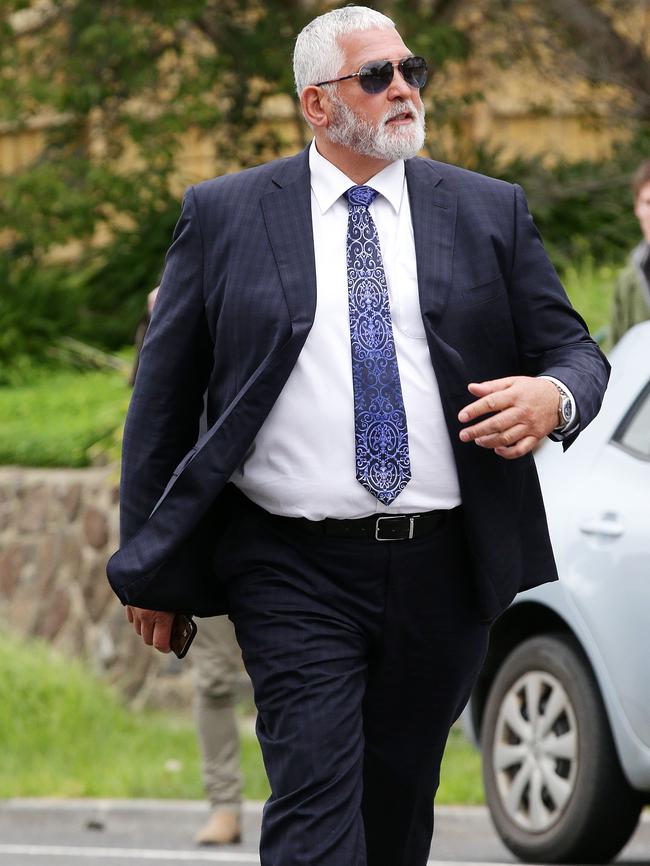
{"left": 264, "top": 508, "right": 450, "bottom": 542}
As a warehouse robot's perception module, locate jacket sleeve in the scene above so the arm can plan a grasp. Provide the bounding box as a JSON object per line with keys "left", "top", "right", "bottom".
{"left": 507, "top": 183, "right": 610, "bottom": 447}
{"left": 119, "top": 186, "right": 213, "bottom": 545}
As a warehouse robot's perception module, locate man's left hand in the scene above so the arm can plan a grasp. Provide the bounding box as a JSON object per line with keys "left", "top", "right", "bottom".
{"left": 458, "top": 376, "right": 559, "bottom": 459}
{"left": 126, "top": 605, "right": 174, "bottom": 653}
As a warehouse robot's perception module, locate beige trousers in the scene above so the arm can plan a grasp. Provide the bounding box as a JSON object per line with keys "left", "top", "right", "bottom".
{"left": 191, "top": 615, "right": 243, "bottom": 814}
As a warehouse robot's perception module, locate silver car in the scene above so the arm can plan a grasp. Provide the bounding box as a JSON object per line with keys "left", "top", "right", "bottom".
{"left": 464, "top": 321, "right": 650, "bottom": 863}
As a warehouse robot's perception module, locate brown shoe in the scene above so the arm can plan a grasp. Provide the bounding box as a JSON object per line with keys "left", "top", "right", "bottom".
{"left": 195, "top": 809, "right": 242, "bottom": 845}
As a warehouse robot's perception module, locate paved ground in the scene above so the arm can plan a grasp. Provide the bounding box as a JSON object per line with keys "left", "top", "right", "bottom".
{"left": 0, "top": 800, "right": 648, "bottom": 865}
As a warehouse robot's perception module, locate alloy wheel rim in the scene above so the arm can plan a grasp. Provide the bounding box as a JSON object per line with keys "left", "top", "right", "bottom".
{"left": 492, "top": 669, "right": 578, "bottom": 833}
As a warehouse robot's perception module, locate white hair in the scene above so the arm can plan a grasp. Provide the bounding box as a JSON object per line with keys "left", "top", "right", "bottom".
{"left": 293, "top": 6, "right": 395, "bottom": 96}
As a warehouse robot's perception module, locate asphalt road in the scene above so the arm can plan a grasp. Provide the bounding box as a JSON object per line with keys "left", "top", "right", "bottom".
{"left": 0, "top": 800, "right": 648, "bottom": 866}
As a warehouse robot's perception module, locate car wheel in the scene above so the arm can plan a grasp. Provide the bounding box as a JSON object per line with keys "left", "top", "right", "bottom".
{"left": 481, "top": 633, "right": 642, "bottom": 863}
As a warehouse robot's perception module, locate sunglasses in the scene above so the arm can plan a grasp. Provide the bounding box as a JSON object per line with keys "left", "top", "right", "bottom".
{"left": 315, "top": 55, "right": 428, "bottom": 95}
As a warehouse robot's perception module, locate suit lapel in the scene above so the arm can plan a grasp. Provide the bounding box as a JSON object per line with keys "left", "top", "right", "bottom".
{"left": 405, "top": 158, "right": 457, "bottom": 328}
{"left": 260, "top": 149, "right": 317, "bottom": 330}
{"left": 260, "top": 153, "right": 457, "bottom": 331}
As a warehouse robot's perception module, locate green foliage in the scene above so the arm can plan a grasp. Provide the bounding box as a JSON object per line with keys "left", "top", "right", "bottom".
{"left": 513, "top": 149, "right": 642, "bottom": 272}
{"left": 77, "top": 195, "right": 181, "bottom": 348}
{"left": 3, "top": 156, "right": 101, "bottom": 252}
{"left": 0, "top": 0, "right": 320, "bottom": 260}
{"left": 389, "top": 0, "right": 470, "bottom": 70}
{"left": 0, "top": 2, "right": 317, "bottom": 365}
{"left": 0, "top": 367, "right": 130, "bottom": 466}
{"left": 0, "top": 0, "right": 643, "bottom": 369}
{"left": 1, "top": 0, "right": 477, "bottom": 366}
{"left": 562, "top": 255, "right": 617, "bottom": 344}
{"left": 0, "top": 257, "right": 85, "bottom": 373}
{"left": 462, "top": 131, "right": 650, "bottom": 270}
{"left": 0, "top": 193, "right": 180, "bottom": 372}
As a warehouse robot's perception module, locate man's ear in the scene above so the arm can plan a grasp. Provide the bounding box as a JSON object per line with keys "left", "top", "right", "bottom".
{"left": 300, "top": 85, "right": 330, "bottom": 129}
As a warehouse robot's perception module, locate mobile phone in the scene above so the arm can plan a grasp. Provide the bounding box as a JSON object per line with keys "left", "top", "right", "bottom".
{"left": 170, "top": 614, "right": 197, "bottom": 659}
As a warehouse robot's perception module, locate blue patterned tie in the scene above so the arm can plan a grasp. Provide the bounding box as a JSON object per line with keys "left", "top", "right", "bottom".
{"left": 345, "top": 185, "right": 411, "bottom": 505}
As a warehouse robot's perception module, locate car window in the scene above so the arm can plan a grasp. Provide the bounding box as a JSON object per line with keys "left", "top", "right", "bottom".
{"left": 613, "top": 380, "right": 650, "bottom": 460}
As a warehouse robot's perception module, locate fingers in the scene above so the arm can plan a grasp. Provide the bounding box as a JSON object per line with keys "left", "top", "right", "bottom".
{"left": 152, "top": 614, "right": 174, "bottom": 654}
{"left": 460, "top": 406, "right": 530, "bottom": 447}
{"left": 139, "top": 612, "right": 155, "bottom": 645}
{"left": 128, "top": 607, "right": 174, "bottom": 654}
{"left": 467, "top": 422, "right": 529, "bottom": 450}
{"left": 459, "top": 382, "right": 515, "bottom": 424}
{"left": 458, "top": 375, "right": 556, "bottom": 459}
{"left": 494, "top": 436, "right": 538, "bottom": 460}
{"left": 126, "top": 605, "right": 134, "bottom": 624}
{"left": 466, "top": 377, "right": 515, "bottom": 396}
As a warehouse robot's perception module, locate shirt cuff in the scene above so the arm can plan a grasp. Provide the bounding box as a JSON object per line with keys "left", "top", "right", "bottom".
{"left": 538, "top": 375, "right": 580, "bottom": 440}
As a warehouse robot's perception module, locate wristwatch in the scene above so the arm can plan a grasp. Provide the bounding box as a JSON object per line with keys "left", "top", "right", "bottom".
{"left": 551, "top": 382, "right": 573, "bottom": 430}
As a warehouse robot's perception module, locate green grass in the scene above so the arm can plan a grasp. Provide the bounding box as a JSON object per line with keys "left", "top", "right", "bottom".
{"left": 562, "top": 256, "right": 617, "bottom": 345}
{"left": 0, "top": 631, "right": 269, "bottom": 799}
{"left": 1, "top": 631, "right": 483, "bottom": 802}
{"left": 438, "top": 726, "right": 484, "bottom": 804}
{"left": 0, "top": 367, "right": 129, "bottom": 467}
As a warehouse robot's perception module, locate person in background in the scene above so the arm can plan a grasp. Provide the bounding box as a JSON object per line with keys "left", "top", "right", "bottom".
{"left": 131, "top": 285, "right": 243, "bottom": 847}
{"left": 610, "top": 160, "right": 650, "bottom": 345}
{"left": 129, "top": 287, "right": 158, "bottom": 386}
{"left": 191, "top": 616, "right": 244, "bottom": 845}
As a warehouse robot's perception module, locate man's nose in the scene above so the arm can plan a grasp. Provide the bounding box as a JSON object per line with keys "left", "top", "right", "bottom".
{"left": 387, "top": 67, "right": 414, "bottom": 100}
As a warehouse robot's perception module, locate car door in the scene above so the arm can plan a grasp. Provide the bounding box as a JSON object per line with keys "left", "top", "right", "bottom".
{"left": 562, "top": 379, "right": 650, "bottom": 748}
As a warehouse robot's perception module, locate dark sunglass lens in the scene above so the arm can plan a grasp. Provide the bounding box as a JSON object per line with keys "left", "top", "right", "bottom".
{"left": 359, "top": 60, "right": 394, "bottom": 94}
{"left": 400, "top": 57, "right": 428, "bottom": 88}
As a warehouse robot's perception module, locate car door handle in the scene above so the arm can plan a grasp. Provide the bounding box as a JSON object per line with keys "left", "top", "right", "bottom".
{"left": 579, "top": 512, "right": 624, "bottom": 538}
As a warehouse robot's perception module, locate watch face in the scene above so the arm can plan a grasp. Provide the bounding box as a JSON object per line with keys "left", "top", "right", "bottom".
{"left": 561, "top": 399, "right": 572, "bottom": 423}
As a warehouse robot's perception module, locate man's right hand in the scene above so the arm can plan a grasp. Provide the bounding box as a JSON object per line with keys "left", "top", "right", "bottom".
{"left": 126, "top": 605, "right": 175, "bottom": 653}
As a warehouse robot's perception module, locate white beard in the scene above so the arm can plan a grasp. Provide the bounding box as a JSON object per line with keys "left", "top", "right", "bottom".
{"left": 324, "top": 90, "right": 426, "bottom": 162}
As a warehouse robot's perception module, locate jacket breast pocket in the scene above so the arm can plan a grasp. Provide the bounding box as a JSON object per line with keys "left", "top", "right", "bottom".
{"left": 458, "top": 275, "right": 505, "bottom": 307}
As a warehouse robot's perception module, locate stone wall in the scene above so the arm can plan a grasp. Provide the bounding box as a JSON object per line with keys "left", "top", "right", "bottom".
{"left": 0, "top": 465, "right": 199, "bottom": 709}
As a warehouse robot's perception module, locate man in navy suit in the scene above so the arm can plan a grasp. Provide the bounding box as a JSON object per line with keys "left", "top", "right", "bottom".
{"left": 108, "top": 6, "right": 609, "bottom": 865}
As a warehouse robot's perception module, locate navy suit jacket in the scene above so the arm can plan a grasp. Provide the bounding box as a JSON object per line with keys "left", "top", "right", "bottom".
{"left": 106, "top": 147, "right": 610, "bottom": 622}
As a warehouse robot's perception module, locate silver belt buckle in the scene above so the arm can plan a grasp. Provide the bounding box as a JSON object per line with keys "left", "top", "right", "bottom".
{"left": 374, "top": 515, "right": 415, "bottom": 541}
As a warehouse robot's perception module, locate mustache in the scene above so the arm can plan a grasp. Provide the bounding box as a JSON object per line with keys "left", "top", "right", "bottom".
{"left": 383, "top": 100, "right": 420, "bottom": 122}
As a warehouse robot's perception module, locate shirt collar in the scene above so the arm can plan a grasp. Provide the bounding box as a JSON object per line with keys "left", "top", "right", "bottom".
{"left": 309, "top": 139, "right": 405, "bottom": 215}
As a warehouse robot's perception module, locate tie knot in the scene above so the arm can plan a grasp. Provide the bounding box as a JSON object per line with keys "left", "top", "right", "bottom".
{"left": 345, "top": 185, "right": 378, "bottom": 208}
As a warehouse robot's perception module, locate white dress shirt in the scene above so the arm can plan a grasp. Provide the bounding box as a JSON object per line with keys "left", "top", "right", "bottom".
{"left": 231, "top": 141, "right": 462, "bottom": 519}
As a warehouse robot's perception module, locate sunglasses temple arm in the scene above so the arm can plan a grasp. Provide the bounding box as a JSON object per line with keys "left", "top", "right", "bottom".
{"left": 315, "top": 72, "right": 360, "bottom": 87}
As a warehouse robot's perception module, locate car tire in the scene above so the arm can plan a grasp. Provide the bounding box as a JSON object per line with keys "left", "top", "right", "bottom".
{"left": 481, "top": 633, "right": 643, "bottom": 863}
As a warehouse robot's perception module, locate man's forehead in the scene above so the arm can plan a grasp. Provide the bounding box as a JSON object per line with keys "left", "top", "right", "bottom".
{"left": 337, "top": 27, "right": 411, "bottom": 70}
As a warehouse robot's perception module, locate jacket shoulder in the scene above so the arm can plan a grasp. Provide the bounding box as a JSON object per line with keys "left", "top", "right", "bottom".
{"left": 412, "top": 156, "right": 516, "bottom": 197}
{"left": 189, "top": 153, "right": 301, "bottom": 205}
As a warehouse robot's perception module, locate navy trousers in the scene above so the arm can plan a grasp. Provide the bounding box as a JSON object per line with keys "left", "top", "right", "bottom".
{"left": 216, "top": 491, "right": 490, "bottom": 866}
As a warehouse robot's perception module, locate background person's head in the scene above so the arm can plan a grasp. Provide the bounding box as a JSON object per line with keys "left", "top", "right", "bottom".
{"left": 632, "top": 160, "right": 650, "bottom": 243}
{"left": 294, "top": 6, "right": 426, "bottom": 174}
